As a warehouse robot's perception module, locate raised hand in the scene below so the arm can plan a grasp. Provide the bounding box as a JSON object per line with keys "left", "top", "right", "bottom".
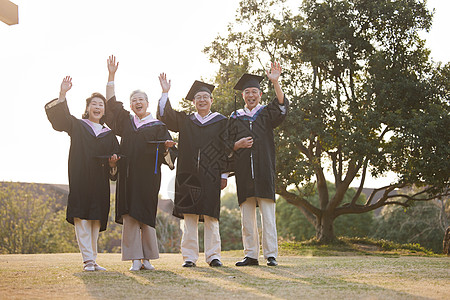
{"left": 266, "top": 61, "right": 282, "bottom": 83}
{"left": 107, "top": 55, "right": 119, "bottom": 83}
{"left": 60, "top": 76, "right": 72, "bottom": 95}
{"left": 159, "top": 73, "right": 171, "bottom": 93}
{"left": 107, "top": 55, "right": 119, "bottom": 75}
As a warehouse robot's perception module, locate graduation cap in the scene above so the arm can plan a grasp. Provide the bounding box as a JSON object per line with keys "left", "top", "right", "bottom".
{"left": 233, "top": 73, "right": 264, "bottom": 91}
{"left": 147, "top": 141, "right": 169, "bottom": 174}
{"left": 186, "top": 80, "right": 215, "bottom": 101}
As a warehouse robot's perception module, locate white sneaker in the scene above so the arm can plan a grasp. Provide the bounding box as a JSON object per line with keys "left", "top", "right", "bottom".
{"left": 94, "top": 263, "right": 106, "bottom": 271}
{"left": 142, "top": 260, "right": 155, "bottom": 270}
{"left": 83, "top": 262, "right": 95, "bottom": 272}
{"left": 129, "top": 260, "right": 142, "bottom": 271}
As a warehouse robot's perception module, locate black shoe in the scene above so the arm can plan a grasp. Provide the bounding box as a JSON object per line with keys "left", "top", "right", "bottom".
{"left": 182, "top": 261, "right": 196, "bottom": 267}
{"left": 209, "top": 259, "right": 223, "bottom": 267}
{"left": 267, "top": 257, "right": 278, "bottom": 266}
{"left": 235, "top": 257, "right": 259, "bottom": 266}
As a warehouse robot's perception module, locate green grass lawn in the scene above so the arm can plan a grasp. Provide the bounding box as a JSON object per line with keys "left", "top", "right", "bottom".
{"left": 0, "top": 250, "right": 449, "bottom": 299}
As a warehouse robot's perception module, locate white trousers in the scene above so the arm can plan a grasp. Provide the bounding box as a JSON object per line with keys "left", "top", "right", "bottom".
{"left": 74, "top": 218, "right": 100, "bottom": 263}
{"left": 240, "top": 197, "right": 278, "bottom": 259}
{"left": 121, "top": 214, "right": 159, "bottom": 261}
{"left": 181, "top": 214, "right": 221, "bottom": 264}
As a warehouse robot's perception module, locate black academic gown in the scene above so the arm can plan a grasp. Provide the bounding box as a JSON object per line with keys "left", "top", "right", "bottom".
{"left": 158, "top": 99, "right": 230, "bottom": 220}
{"left": 228, "top": 96, "right": 288, "bottom": 205}
{"left": 106, "top": 96, "right": 175, "bottom": 228}
{"left": 45, "top": 99, "right": 119, "bottom": 232}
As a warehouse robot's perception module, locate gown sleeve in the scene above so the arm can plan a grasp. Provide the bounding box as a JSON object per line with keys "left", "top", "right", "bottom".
{"left": 105, "top": 96, "right": 130, "bottom": 137}
{"left": 157, "top": 124, "right": 178, "bottom": 170}
{"left": 225, "top": 115, "right": 240, "bottom": 158}
{"left": 219, "top": 148, "right": 235, "bottom": 177}
{"left": 45, "top": 98, "right": 75, "bottom": 135}
{"left": 216, "top": 119, "right": 235, "bottom": 176}
{"left": 157, "top": 97, "right": 186, "bottom": 133}
{"left": 266, "top": 95, "right": 289, "bottom": 128}
{"left": 109, "top": 135, "right": 121, "bottom": 181}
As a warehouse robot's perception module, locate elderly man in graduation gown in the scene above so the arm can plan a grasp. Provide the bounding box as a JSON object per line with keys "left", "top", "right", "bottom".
{"left": 228, "top": 62, "right": 288, "bottom": 267}
{"left": 157, "top": 75, "right": 230, "bottom": 267}
{"left": 105, "top": 55, "right": 176, "bottom": 271}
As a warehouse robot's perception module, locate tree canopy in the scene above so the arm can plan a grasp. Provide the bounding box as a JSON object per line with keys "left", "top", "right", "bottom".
{"left": 203, "top": 0, "right": 450, "bottom": 242}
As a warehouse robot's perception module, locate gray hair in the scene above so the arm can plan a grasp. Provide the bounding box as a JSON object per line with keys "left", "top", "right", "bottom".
{"left": 130, "top": 90, "right": 148, "bottom": 102}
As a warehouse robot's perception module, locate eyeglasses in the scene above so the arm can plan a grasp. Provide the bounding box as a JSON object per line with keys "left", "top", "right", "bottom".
{"left": 194, "top": 95, "right": 211, "bottom": 101}
{"left": 131, "top": 98, "right": 147, "bottom": 103}
{"left": 243, "top": 89, "right": 260, "bottom": 96}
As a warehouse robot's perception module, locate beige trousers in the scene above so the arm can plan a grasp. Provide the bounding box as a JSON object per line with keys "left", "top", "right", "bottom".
{"left": 181, "top": 214, "right": 221, "bottom": 264}
{"left": 74, "top": 218, "right": 101, "bottom": 263}
{"left": 121, "top": 214, "right": 159, "bottom": 261}
{"left": 240, "top": 197, "right": 278, "bottom": 259}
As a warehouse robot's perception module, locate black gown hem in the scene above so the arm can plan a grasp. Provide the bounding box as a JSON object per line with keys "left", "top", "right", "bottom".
{"left": 66, "top": 216, "right": 108, "bottom": 232}
{"left": 172, "top": 211, "right": 219, "bottom": 221}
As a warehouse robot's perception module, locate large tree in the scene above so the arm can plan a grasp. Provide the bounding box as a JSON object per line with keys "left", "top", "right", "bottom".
{"left": 203, "top": 0, "right": 450, "bottom": 242}
{"left": 277, "top": 182, "right": 374, "bottom": 241}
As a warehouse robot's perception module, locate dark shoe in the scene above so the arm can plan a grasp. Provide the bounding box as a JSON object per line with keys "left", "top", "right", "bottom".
{"left": 267, "top": 257, "right": 278, "bottom": 266}
{"left": 182, "top": 261, "right": 196, "bottom": 267}
{"left": 209, "top": 259, "right": 223, "bottom": 267}
{"left": 235, "top": 257, "right": 259, "bottom": 266}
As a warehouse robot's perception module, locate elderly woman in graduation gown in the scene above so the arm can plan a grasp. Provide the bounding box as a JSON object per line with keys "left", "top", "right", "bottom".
{"left": 105, "top": 55, "right": 176, "bottom": 271}
{"left": 45, "top": 76, "right": 120, "bottom": 272}
{"left": 157, "top": 75, "right": 230, "bottom": 268}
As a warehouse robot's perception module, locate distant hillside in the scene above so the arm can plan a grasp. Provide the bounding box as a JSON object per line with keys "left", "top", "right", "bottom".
{"left": 0, "top": 181, "right": 181, "bottom": 254}
{"left": 0, "top": 181, "right": 175, "bottom": 215}
{"left": 0, "top": 181, "right": 69, "bottom": 210}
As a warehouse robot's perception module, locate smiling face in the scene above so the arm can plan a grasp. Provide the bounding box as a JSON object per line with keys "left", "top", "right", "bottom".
{"left": 86, "top": 97, "right": 105, "bottom": 123}
{"left": 242, "top": 87, "right": 262, "bottom": 111}
{"left": 130, "top": 92, "right": 149, "bottom": 119}
{"left": 193, "top": 91, "right": 213, "bottom": 115}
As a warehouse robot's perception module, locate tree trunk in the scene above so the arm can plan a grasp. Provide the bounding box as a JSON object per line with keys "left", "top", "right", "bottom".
{"left": 316, "top": 213, "right": 335, "bottom": 243}
{"left": 444, "top": 226, "right": 450, "bottom": 256}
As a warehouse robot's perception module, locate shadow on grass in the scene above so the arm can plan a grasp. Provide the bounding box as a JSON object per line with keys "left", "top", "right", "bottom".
{"left": 75, "top": 261, "right": 437, "bottom": 299}
{"left": 133, "top": 267, "right": 273, "bottom": 298}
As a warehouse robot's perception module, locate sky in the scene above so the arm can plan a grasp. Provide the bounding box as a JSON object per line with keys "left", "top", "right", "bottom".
{"left": 0, "top": 0, "right": 448, "bottom": 197}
